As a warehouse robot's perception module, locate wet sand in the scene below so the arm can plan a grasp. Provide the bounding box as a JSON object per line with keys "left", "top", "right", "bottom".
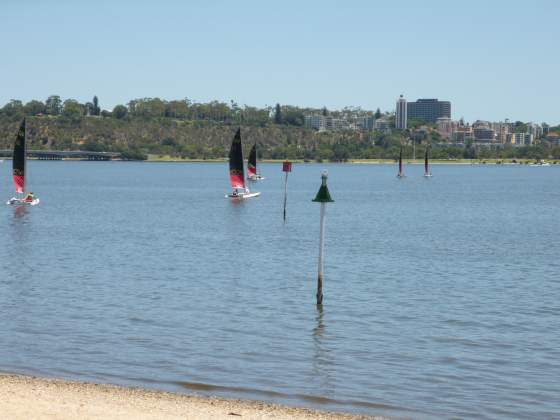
{"left": 0, "top": 374, "right": 385, "bottom": 420}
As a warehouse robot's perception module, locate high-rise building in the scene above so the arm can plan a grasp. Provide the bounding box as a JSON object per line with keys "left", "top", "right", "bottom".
{"left": 407, "top": 99, "right": 451, "bottom": 123}
{"left": 509, "top": 133, "right": 534, "bottom": 146}
{"left": 395, "top": 95, "right": 407, "bottom": 129}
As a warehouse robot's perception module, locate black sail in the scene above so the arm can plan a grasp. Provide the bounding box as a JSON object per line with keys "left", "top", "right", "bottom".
{"left": 229, "top": 128, "right": 245, "bottom": 189}
{"left": 247, "top": 144, "right": 257, "bottom": 177}
{"left": 13, "top": 119, "right": 26, "bottom": 193}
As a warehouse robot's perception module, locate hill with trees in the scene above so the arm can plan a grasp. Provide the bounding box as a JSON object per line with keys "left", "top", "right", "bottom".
{"left": 1, "top": 96, "right": 559, "bottom": 161}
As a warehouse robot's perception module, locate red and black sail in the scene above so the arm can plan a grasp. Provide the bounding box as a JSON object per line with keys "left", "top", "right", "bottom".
{"left": 229, "top": 128, "right": 245, "bottom": 189}
{"left": 247, "top": 143, "right": 257, "bottom": 178}
{"left": 13, "top": 119, "right": 26, "bottom": 193}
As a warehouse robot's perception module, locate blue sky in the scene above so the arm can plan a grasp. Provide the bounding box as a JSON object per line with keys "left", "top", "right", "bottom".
{"left": 1, "top": 0, "right": 559, "bottom": 124}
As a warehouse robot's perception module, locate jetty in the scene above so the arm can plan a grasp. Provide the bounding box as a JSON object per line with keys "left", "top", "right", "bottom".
{"left": 0, "top": 150, "right": 121, "bottom": 160}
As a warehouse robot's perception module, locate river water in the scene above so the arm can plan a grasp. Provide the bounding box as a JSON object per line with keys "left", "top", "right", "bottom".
{"left": 0, "top": 161, "right": 559, "bottom": 419}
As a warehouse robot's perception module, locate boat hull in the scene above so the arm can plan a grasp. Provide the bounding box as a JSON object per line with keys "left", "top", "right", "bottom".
{"left": 225, "top": 192, "right": 261, "bottom": 199}
{"left": 248, "top": 175, "right": 265, "bottom": 181}
{"left": 7, "top": 197, "right": 40, "bottom": 206}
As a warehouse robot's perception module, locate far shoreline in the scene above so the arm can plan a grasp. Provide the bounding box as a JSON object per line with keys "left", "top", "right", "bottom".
{"left": 2, "top": 156, "right": 558, "bottom": 165}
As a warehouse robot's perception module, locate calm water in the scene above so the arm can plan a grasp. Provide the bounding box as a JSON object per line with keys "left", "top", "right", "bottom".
{"left": 1, "top": 161, "right": 559, "bottom": 419}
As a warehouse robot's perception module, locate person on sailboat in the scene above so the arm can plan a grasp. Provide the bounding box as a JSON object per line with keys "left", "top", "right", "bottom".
{"left": 24, "top": 192, "right": 34, "bottom": 203}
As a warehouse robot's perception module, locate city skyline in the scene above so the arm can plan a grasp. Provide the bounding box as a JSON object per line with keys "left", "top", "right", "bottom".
{"left": 1, "top": 0, "right": 559, "bottom": 124}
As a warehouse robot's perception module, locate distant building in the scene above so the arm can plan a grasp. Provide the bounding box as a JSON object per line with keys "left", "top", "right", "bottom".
{"left": 527, "top": 123, "right": 543, "bottom": 139}
{"left": 356, "top": 116, "right": 375, "bottom": 131}
{"left": 509, "top": 132, "right": 534, "bottom": 146}
{"left": 395, "top": 95, "right": 407, "bottom": 129}
{"left": 407, "top": 99, "right": 451, "bottom": 123}
{"left": 453, "top": 124, "right": 474, "bottom": 142}
{"left": 436, "top": 117, "right": 457, "bottom": 139}
{"left": 491, "top": 122, "right": 510, "bottom": 144}
{"left": 304, "top": 114, "right": 326, "bottom": 130}
{"left": 473, "top": 127, "right": 496, "bottom": 143}
{"left": 374, "top": 118, "right": 391, "bottom": 132}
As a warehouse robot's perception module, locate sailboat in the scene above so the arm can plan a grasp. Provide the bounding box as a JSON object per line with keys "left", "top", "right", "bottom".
{"left": 424, "top": 145, "right": 433, "bottom": 177}
{"left": 225, "top": 128, "right": 260, "bottom": 199}
{"left": 247, "top": 143, "right": 265, "bottom": 181}
{"left": 397, "top": 145, "right": 405, "bottom": 178}
{"left": 7, "top": 119, "right": 40, "bottom": 206}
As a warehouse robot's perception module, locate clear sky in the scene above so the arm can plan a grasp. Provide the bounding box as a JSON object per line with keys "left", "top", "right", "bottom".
{"left": 1, "top": 0, "right": 559, "bottom": 124}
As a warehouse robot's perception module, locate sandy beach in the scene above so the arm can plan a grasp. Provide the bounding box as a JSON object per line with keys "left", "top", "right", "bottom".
{"left": 0, "top": 374, "right": 384, "bottom": 420}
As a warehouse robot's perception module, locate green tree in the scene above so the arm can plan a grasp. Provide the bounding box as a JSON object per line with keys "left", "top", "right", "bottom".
{"left": 165, "top": 100, "right": 189, "bottom": 118}
{"left": 24, "top": 100, "right": 46, "bottom": 116}
{"left": 374, "top": 108, "right": 382, "bottom": 119}
{"left": 93, "top": 96, "right": 100, "bottom": 116}
{"left": 282, "top": 106, "right": 304, "bottom": 126}
{"left": 62, "top": 99, "right": 85, "bottom": 122}
{"left": 274, "top": 103, "right": 282, "bottom": 124}
{"left": 113, "top": 105, "right": 128, "bottom": 119}
{"left": 45, "top": 95, "right": 62, "bottom": 115}
{"left": 131, "top": 98, "right": 166, "bottom": 118}
{"left": 2, "top": 100, "right": 24, "bottom": 119}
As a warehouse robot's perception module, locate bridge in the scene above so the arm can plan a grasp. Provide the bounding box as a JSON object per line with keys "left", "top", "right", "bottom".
{"left": 0, "top": 150, "right": 121, "bottom": 160}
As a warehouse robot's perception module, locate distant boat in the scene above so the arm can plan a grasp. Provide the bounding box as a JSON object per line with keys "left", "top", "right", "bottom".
{"left": 529, "top": 160, "right": 550, "bottom": 167}
{"left": 397, "top": 146, "right": 405, "bottom": 178}
{"left": 7, "top": 119, "right": 40, "bottom": 206}
{"left": 247, "top": 143, "right": 265, "bottom": 181}
{"left": 225, "top": 129, "right": 260, "bottom": 199}
{"left": 424, "top": 145, "right": 432, "bottom": 177}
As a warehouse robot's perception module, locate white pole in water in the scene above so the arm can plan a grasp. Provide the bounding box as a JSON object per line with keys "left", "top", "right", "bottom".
{"left": 317, "top": 202, "right": 326, "bottom": 304}
{"left": 312, "top": 170, "right": 334, "bottom": 305}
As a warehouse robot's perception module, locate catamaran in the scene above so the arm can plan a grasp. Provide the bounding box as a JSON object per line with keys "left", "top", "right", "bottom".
{"left": 7, "top": 119, "right": 40, "bottom": 206}
{"left": 247, "top": 143, "right": 265, "bottom": 181}
{"left": 225, "top": 129, "right": 260, "bottom": 199}
{"left": 424, "top": 145, "right": 432, "bottom": 177}
{"left": 397, "top": 145, "right": 405, "bottom": 178}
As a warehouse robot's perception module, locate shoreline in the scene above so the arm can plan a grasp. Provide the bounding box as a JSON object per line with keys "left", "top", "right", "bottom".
{"left": 0, "top": 373, "right": 385, "bottom": 420}
{"left": 2, "top": 157, "right": 557, "bottom": 165}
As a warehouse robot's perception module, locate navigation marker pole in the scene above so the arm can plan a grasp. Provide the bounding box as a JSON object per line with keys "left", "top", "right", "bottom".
{"left": 312, "top": 171, "right": 334, "bottom": 305}
{"left": 282, "top": 161, "right": 292, "bottom": 222}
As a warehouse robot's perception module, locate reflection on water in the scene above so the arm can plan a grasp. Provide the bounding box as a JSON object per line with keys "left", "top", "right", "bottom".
{"left": 13, "top": 205, "right": 28, "bottom": 219}
{"left": 1, "top": 162, "right": 559, "bottom": 420}
{"left": 312, "top": 305, "right": 334, "bottom": 395}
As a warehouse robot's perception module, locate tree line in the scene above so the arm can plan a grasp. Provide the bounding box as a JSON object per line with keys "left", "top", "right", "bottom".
{"left": 0, "top": 96, "right": 558, "bottom": 161}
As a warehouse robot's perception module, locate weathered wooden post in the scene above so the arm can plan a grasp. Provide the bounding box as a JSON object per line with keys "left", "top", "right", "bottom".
{"left": 282, "top": 161, "right": 292, "bottom": 222}
{"left": 312, "top": 170, "right": 334, "bottom": 305}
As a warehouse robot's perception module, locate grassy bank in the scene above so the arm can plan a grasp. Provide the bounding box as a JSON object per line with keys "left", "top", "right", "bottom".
{"left": 145, "top": 155, "right": 559, "bottom": 165}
